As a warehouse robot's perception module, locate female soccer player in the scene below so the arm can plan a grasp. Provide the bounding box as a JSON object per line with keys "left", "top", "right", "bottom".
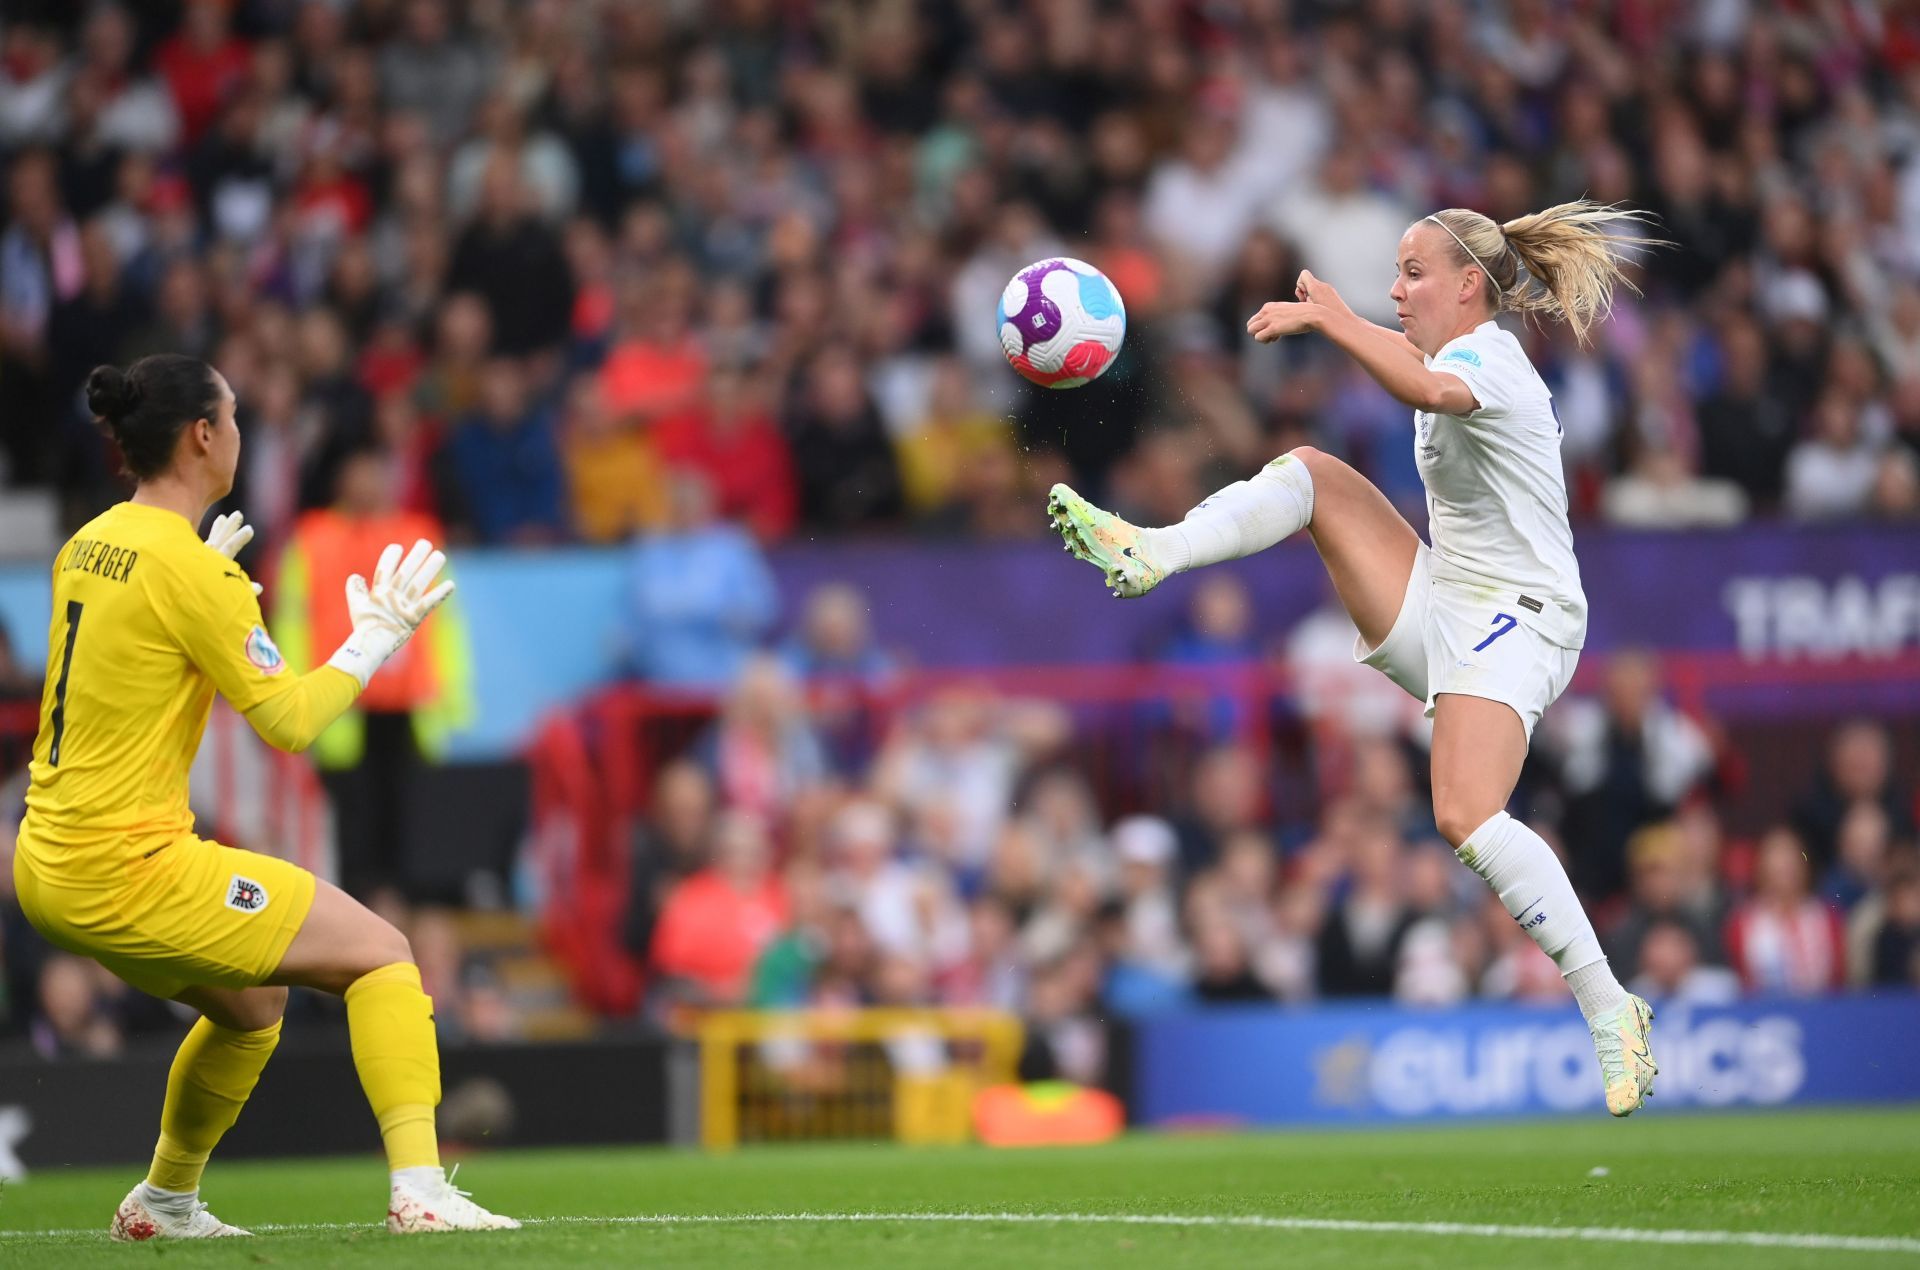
{"left": 13, "top": 355, "right": 518, "bottom": 1236}
{"left": 1050, "top": 201, "right": 1661, "bottom": 1116}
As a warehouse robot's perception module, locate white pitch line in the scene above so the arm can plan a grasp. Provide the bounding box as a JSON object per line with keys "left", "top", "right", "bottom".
{"left": 2, "top": 1210, "right": 1916, "bottom": 1255}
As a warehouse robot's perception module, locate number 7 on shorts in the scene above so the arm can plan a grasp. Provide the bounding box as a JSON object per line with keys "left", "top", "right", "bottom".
{"left": 1473, "top": 612, "right": 1518, "bottom": 653}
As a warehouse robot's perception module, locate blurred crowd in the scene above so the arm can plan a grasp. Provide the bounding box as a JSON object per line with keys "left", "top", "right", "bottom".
{"left": 5, "top": 0, "right": 1920, "bottom": 565}
{"left": 7, "top": 0, "right": 1920, "bottom": 1065}
{"left": 607, "top": 576, "right": 1920, "bottom": 1087}
{"left": 3, "top": 567, "right": 1918, "bottom": 1066}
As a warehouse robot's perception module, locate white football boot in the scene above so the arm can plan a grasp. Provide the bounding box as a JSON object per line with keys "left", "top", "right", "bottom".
{"left": 109, "top": 1184, "right": 251, "bottom": 1240}
{"left": 387, "top": 1165, "right": 522, "bottom": 1233}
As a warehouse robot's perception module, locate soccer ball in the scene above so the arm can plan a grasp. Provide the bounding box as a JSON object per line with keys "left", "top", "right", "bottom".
{"left": 997, "top": 258, "right": 1127, "bottom": 389}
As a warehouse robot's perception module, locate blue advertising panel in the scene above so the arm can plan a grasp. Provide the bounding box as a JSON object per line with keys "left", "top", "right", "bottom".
{"left": 1133, "top": 994, "right": 1920, "bottom": 1126}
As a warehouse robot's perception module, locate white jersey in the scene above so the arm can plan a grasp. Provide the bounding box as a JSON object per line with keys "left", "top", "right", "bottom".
{"left": 1414, "top": 320, "right": 1587, "bottom": 650}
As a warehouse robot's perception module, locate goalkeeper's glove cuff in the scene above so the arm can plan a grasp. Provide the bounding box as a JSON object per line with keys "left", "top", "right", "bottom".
{"left": 325, "top": 625, "right": 407, "bottom": 690}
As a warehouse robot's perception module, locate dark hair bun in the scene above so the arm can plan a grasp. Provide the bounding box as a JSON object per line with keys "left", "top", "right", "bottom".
{"left": 86, "top": 365, "right": 141, "bottom": 429}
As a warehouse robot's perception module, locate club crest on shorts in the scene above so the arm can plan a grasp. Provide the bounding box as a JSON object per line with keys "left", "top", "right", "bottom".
{"left": 226, "top": 874, "right": 270, "bottom": 913}
{"left": 244, "top": 624, "right": 286, "bottom": 674}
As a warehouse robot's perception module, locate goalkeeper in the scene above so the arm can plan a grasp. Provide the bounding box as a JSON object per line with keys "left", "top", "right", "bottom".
{"left": 12, "top": 355, "right": 518, "bottom": 1238}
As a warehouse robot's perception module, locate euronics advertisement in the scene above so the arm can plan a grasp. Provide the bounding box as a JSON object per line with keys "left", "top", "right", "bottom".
{"left": 1133, "top": 994, "right": 1920, "bottom": 1126}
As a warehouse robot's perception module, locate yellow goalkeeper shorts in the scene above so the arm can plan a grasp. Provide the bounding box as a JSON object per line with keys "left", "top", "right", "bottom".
{"left": 14, "top": 833, "right": 316, "bottom": 999}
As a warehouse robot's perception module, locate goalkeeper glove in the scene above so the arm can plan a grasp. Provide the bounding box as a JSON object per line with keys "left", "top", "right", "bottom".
{"left": 203, "top": 510, "right": 263, "bottom": 595}
{"left": 325, "top": 538, "right": 456, "bottom": 689}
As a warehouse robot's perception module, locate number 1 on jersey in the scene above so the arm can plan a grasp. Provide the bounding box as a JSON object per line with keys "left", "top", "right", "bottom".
{"left": 49, "top": 599, "right": 83, "bottom": 766}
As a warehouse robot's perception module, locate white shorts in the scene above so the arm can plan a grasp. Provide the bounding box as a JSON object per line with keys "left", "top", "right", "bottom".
{"left": 1352, "top": 543, "right": 1578, "bottom": 741}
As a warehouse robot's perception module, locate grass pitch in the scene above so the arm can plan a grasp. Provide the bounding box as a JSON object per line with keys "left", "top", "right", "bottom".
{"left": 3, "top": 1108, "right": 1917, "bottom": 1268}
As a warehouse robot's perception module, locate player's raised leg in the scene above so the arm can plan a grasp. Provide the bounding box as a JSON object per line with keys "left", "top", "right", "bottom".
{"left": 109, "top": 984, "right": 285, "bottom": 1241}
{"left": 1431, "top": 693, "right": 1655, "bottom": 1116}
{"left": 1049, "top": 447, "right": 1413, "bottom": 643}
{"left": 273, "top": 879, "right": 519, "bottom": 1232}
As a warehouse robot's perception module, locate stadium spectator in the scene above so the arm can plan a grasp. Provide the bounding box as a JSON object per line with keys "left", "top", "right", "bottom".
{"left": 1786, "top": 391, "right": 1887, "bottom": 521}
{"left": 786, "top": 344, "right": 905, "bottom": 532}
{"left": 874, "top": 686, "right": 1066, "bottom": 875}
{"left": 557, "top": 373, "right": 665, "bottom": 542}
{"left": 445, "top": 158, "right": 572, "bottom": 360}
{"left": 779, "top": 582, "right": 899, "bottom": 773}
{"left": 1725, "top": 827, "right": 1849, "bottom": 997}
{"left": 274, "top": 446, "right": 472, "bottom": 903}
{"left": 1872, "top": 448, "right": 1920, "bottom": 518}
{"left": 1153, "top": 572, "right": 1260, "bottom": 743}
{"left": 1627, "top": 919, "right": 1742, "bottom": 1006}
{"left": 378, "top": 0, "right": 493, "bottom": 150}
{"left": 695, "top": 655, "right": 828, "bottom": 823}
{"left": 1017, "top": 943, "right": 1108, "bottom": 1087}
{"left": 1172, "top": 743, "right": 1267, "bottom": 875}
{"left": 624, "top": 474, "right": 777, "bottom": 688}
{"left": 649, "top": 810, "right": 787, "bottom": 1007}
{"left": 30, "top": 954, "right": 123, "bottom": 1059}
{"left": 779, "top": 582, "right": 897, "bottom": 685}
{"left": 71, "top": 6, "right": 180, "bottom": 157}
{"left": 154, "top": 0, "right": 251, "bottom": 146}
{"left": 893, "top": 357, "right": 1017, "bottom": 521}
{"left": 1109, "top": 816, "right": 1187, "bottom": 982}
{"left": 1792, "top": 721, "right": 1917, "bottom": 871}
{"left": 826, "top": 798, "right": 966, "bottom": 974}
{"left": 941, "top": 894, "right": 1025, "bottom": 1011}
{"left": 1315, "top": 815, "right": 1415, "bottom": 998}
{"left": 622, "top": 760, "right": 718, "bottom": 964}
{"left": 1865, "top": 857, "right": 1920, "bottom": 988}
{"left": 1604, "top": 821, "right": 1729, "bottom": 983}
{"left": 598, "top": 261, "right": 707, "bottom": 427}
{"left": 447, "top": 356, "right": 566, "bottom": 544}
{"left": 1825, "top": 802, "right": 1896, "bottom": 913}
{"left": 652, "top": 364, "right": 796, "bottom": 542}
{"left": 1540, "top": 652, "right": 1717, "bottom": 901}
{"left": 1695, "top": 315, "right": 1798, "bottom": 512}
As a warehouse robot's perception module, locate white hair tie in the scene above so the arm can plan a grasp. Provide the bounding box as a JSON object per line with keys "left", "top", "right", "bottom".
{"left": 1426, "top": 213, "right": 1495, "bottom": 279}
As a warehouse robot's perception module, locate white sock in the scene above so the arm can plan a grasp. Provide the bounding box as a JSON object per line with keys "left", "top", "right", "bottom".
{"left": 1454, "top": 811, "right": 1626, "bottom": 1024}
{"left": 135, "top": 1182, "right": 198, "bottom": 1214}
{"left": 1139, "top": 451, "right": 1315, "bottom": 574}
{"left": 392, "top": 1165, "right": 444, "bottom": 1191}
{"left": 1566, "top": 960, "right": 1629, "bottom": 1021}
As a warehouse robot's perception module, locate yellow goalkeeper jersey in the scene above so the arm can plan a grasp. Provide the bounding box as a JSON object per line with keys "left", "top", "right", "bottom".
{"left": 19, "top": 502, "right": 357, "bottom": 881}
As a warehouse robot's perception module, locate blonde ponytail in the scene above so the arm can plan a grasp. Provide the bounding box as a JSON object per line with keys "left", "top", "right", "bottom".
{"left": 1425, "top": 200, "right": 1661, "bottom": 345}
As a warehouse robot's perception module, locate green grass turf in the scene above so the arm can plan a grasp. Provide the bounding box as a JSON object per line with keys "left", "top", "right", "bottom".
{"left": 2, "top": 1108, "right": 1917, "bottom": 1268}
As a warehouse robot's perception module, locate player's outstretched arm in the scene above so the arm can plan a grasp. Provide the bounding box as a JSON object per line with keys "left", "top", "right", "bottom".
{"left": 1247, "top": 291, "right": 1477, "bottom": 416}
{"left": 178, "top": 538, "right": 454, "bottom": 753}
{"left": 1292, "top": 270, "right": 1425, "bottom": 361}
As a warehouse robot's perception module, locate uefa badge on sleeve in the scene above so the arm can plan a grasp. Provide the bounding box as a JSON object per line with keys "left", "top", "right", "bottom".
{"left": 245, "top": 624, "right": 286, "bottom": 675}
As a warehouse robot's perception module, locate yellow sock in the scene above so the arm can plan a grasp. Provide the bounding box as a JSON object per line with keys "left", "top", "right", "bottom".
{"left": 344, "top": 962, "right": 441, "bottom": 1172}
{"left": 147, "top": 1017, "right": 281, "bottom": 1193}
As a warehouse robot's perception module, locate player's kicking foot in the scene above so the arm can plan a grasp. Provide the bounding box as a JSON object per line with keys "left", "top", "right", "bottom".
{"left": 1047, "top": 483, "right": 1168, "bottom": 598}
{"left": 387, "top": 1166, "right": 522, "bottom": 1233}
{"left": 1591, "top": 994, "right": 1658, "bottom": 1116}
{"left": 109, "top": 1185, "right": 251, "bottom": 1239}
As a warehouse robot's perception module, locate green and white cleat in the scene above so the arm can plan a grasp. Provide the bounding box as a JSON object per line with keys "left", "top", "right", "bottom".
{"left": 1047, "top": 483, "right": 1168, "bottom": 599}
{"left": 1591, "top": 994, "right": 1658, "bottom": 1117}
